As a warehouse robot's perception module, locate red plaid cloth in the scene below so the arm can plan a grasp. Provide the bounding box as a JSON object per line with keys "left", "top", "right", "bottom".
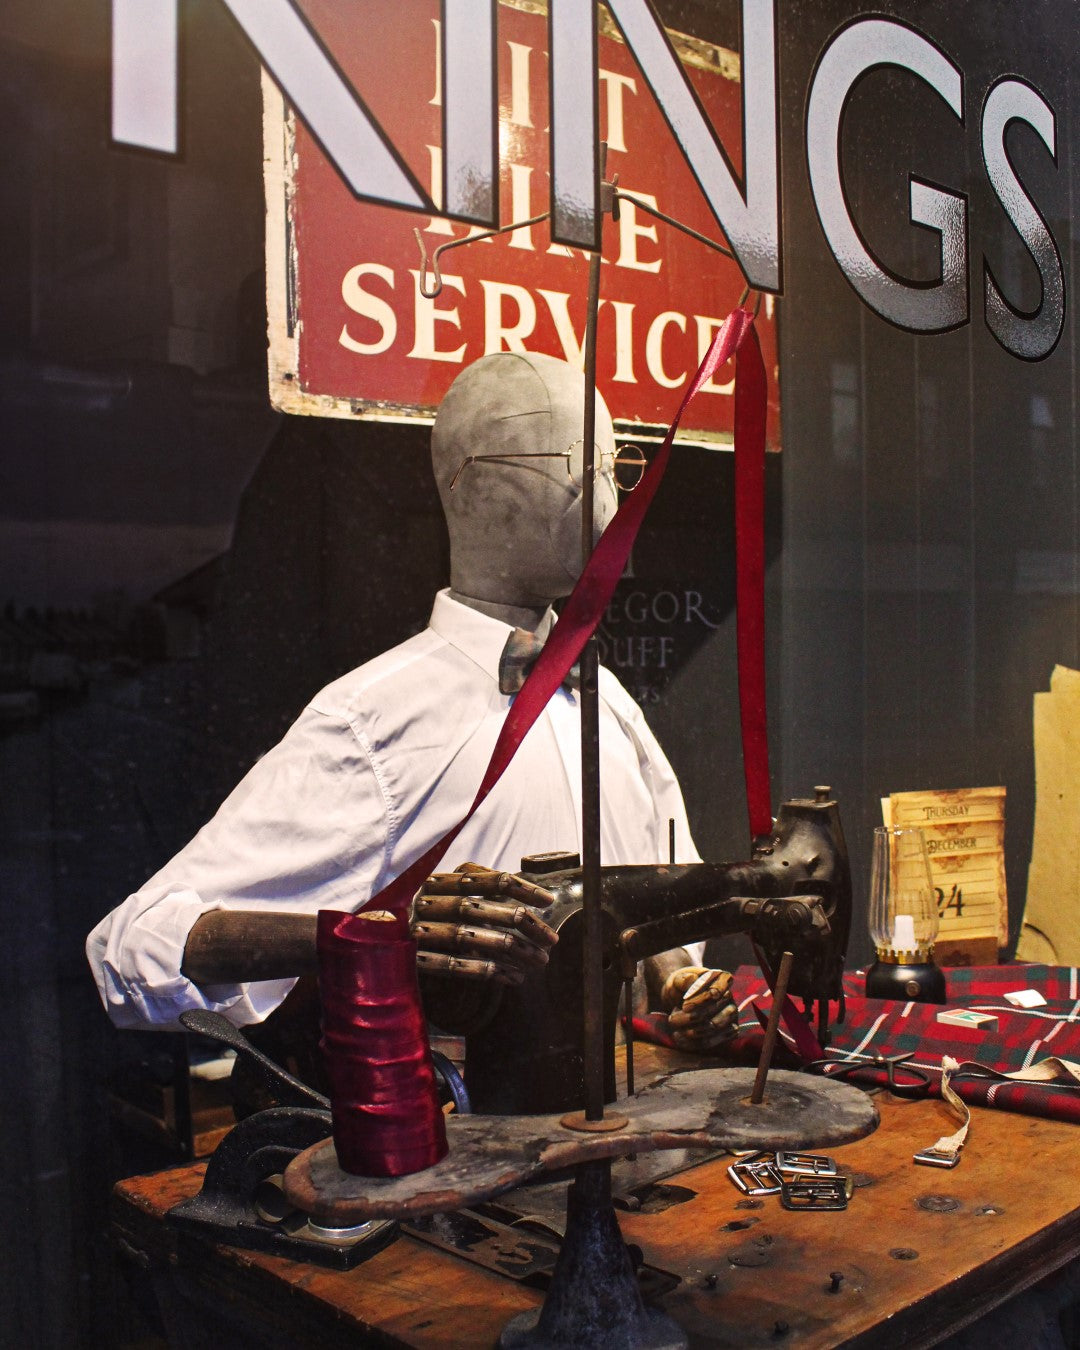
{"left": 716, "top": 964, "right": 1080, "bottom": 1124}
{"left": 843, "top": 963, "right": 1080, "bottom": 1004}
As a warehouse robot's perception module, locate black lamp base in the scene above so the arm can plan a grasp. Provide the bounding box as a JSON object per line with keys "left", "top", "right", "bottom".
{"left": 865, "top": 959, "right": 947, "bottom": 1004}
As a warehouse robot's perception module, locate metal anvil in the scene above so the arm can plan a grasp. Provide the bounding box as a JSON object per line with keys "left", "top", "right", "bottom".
{"left": 461, "top": 790, "right": 851, "bottom": 1115}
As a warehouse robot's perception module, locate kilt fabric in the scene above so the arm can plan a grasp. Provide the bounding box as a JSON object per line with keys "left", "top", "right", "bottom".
{"left": 632, "top": 965, "right": 1080, "bottom": 1125}
{"left": 730, "top": 964, "right": 1080, "bottom": 1123}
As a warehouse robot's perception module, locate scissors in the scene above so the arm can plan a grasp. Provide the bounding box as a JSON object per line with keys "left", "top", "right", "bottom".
{"left": 801, "top": 1050, "right": 933, "bottom": 1099}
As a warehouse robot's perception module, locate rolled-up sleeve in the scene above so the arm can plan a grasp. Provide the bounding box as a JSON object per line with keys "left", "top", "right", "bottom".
{"left": 85, "top": 705, "right": 392, "bottom": 1029}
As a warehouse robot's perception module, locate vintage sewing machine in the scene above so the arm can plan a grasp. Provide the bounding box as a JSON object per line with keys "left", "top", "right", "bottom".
{"left": 170, "top": 788, "right": 858, "bottom": 1275}
{"left": 461, "top": 786, "right": 851, "bottom": 1114}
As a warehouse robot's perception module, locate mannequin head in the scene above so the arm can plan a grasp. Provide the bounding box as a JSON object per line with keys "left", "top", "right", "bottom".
{"left": 431, "top": 352, "right": 618, "bottom": 618}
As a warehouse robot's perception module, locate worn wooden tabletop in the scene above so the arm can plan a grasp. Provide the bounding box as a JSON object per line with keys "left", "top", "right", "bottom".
{"left": 112, "top": 1049, "right": 1080, "bottom": 1348}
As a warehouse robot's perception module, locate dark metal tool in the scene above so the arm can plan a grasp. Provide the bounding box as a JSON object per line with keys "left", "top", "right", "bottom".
{"left": 751, "top": 950, "right": 794, "bottom": 1104}
{"left": 801, "top": 1050, "right": 932, "bottom": 1099}
{"left": 169, "top": 1009, "right": 466, "bottom": 1267}
{"left": 179, "top": 1007, "right": 329, "bottom": 1109}
{"left": 170, "top": 1013, "right": 393, "bottom": 1268}
{"left": 167, "top": 1106, "right": 398, "bottom": 1270}
{"left": 456, "top": 790, "right": 851, "bottom": 1117}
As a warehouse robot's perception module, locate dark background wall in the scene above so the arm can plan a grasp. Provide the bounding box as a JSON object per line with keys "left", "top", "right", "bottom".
{"left": 774, "top": 1, "right": 1077, "bottom": 966}
{"left": 0, "top": 1, "right": 1076, "bottom": 1344}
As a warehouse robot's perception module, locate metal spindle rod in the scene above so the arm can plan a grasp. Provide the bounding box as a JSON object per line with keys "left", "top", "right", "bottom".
{"left": 623, "top": 977, "right": 636, "bottom": 1097}
{"left": 750, "top": 950, "right": 794, "bottom": 1105}
{"left": 580, "top": 225, "right": 605, "bottom": 1122}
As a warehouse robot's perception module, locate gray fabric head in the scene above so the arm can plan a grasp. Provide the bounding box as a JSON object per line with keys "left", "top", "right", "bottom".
{"left": 432, "top": 352, "right": 618, "bottom": 609}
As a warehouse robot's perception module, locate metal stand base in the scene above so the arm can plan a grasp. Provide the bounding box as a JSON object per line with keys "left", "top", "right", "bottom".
{"left": 498, "top": 1160, "right": 687, "bottom": 1350}
{"left": 501, "top": 1304, "right": 684, "bottom": 1350}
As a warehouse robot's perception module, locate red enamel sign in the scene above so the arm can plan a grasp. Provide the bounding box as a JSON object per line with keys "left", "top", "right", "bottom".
{"left": 265, "top": 0, "right": 780, "bottom": 446}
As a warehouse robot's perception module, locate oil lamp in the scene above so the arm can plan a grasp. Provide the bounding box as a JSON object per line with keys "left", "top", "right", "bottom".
{"left": 864, "top": 826, "right": 946, "bottom": 1003}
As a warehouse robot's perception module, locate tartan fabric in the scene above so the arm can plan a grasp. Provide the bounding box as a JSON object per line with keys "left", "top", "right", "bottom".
{"left": 874, "top": 963, "right": 1079, "bottom": 1003}
{"left": 717, "top": 964, "right": 1080, "bottom": 1125}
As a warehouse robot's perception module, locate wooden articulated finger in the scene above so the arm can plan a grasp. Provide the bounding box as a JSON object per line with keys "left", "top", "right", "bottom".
{"left": 413, "top": 895, "right": 471, "bottom": 922}
{"left": 680, "top": 969, "right": 734, "bottom": 1006}
{"left": 413, "top": 921, "right": 551, "bottom": 969}
{"left": 420, "top": 869, "right": 512, "bottom": 896}
{"left": 421, "top": 872, "right": 490, "bottom": 896}
{"left": 413, "top": 897, "right": 558, "bottom": 948}
{"left": 419, "top": 868, "right": 555, "bottom": 908}
{"left": 491, "top": 874, "right": 557, "bottom": 908}
{"left": 459, "top": 899, "right": 558, "bottom": 947}
{"left": 670, "top": 1018, "right": 738, "bottom": 1045}
{"left": 683, "top": 985, "right": 734, "bottom": 1012}
{"left": 459, "top": 924, "right": 552, "bottom": 968}
{"left": 668, "top": 1001, "right": 738, "bottom": 1031}
{"left": 411, "top": 920, "right": 474, "bottom": 953}
{"left": 415, "top": 951, "right": 520, "bottom": 986}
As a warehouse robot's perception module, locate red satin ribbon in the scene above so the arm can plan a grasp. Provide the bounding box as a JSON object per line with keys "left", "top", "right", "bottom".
{"left": 320, "top": 308, "right": 769, "bottom": 1177}
{"left": 734, "top": 327, "right": 772, "bottom": 839}
{"left": 317, "top": 909, "right": 448, "bottom": 1176}
{"left": 752, "top": 996, "right": 824, "bottom": 1063}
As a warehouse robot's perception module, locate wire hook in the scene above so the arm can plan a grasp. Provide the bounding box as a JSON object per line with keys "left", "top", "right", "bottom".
{"left": 613, "top": 189, "right": 734, "bottom": 262}
{"left": 414, "top": 212, "right": 553, "bottom": 298}
{"left": 736, "top": 284, "right": 764, "bottom": 318}
{"left": 412, "top": 186, "right": 765, "bottom": 321}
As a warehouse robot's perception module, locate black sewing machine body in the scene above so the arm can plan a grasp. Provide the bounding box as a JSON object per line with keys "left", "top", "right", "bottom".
{"left": 166, "top": 791, "right": 851, "bottom": 1268}
{"left": 464, "top": 793, "right": 851, "bottom": 1115}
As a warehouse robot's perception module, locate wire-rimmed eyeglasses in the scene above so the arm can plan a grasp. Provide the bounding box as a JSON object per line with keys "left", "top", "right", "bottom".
{"left": 448, "top": 441, "right": 647, "bottom": 493}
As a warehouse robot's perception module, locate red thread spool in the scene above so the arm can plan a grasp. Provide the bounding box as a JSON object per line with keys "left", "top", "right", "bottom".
{"left": 317, "top": 908, "right": 448, "bottom": 1177}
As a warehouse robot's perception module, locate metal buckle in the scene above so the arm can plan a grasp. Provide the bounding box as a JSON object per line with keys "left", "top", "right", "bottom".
{"left": 727, "top": 1153, "right": 784, "bottom": 1196}
{"left": 780, "top": 1176, "right": 853, "bottom": 1211}
{"left": 728, "top": 1151, "right": 844, "bottom": 1198}
{"left": 775, "top": 1151, "right": 838, "bottom": 1178}
{"left": 913, "top": 1146, "right": 961, "bottom": 1170}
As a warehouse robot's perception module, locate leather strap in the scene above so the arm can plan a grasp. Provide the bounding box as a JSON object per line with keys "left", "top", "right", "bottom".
{"left": 914, "top": 1055, "right": 970, "bottom": 1167}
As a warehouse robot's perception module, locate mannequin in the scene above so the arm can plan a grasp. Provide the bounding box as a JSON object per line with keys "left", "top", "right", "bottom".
{"left": 435, "top": 349, "right": 618, "bottom": 623}
{"left": 86, "top": 352, "right": 735, "bottom": 1051}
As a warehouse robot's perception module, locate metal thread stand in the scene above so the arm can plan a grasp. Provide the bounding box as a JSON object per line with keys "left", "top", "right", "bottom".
{"left": 499, "top": 1163, "right": 686, "bottom": 1349}
{"left": 581, "top": 188, "right": 606, "bottom": 1129}
{"left": 409, "top": 65, "right": 758, "bottom": 1346}
{"left": 498, "top": 132, "right": 687, "bottom": 1348}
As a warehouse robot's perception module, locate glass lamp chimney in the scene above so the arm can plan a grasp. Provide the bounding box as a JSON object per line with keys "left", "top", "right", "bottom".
{"left": 868, "top": 826, "right": 938, "bottom": 962}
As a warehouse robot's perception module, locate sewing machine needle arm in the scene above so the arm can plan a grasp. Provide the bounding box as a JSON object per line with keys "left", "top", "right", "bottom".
{"left": 619, "top": 895, "right": 831, "bottom": 965}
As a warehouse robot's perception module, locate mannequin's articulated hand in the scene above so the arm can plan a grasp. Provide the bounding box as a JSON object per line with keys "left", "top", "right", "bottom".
{"left": 660, "top": 966, "right": 738, "bottom": 1052}
{"left": 411, "top": 863, "right": 558, "bottom": 986}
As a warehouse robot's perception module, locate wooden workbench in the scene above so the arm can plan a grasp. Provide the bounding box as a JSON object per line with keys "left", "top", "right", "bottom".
{"left": 112, "top": 1055, "right": 1080, "bottom": 1348}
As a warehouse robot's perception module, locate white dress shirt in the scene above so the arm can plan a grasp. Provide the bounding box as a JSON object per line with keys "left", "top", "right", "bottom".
{"left": 87, "top": 591, "right": 700, "bottom": 1029}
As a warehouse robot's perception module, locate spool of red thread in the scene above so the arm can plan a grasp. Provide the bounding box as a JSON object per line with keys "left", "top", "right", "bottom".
{"left": 317, "top": 908, "right": 448, "bottom": 1177}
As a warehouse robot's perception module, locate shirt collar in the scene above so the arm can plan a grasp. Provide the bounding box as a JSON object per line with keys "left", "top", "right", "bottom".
{"left": 428, "top": 589, "right": 555, "bottom": 682}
